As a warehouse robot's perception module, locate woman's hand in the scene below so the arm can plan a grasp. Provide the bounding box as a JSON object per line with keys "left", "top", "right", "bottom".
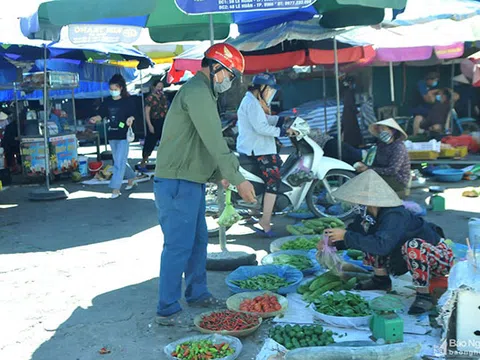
{"left": 126, "top": 116, "right": 135, "bottom": 127}
{"left": 89, "top": 116, "right": 100, "bottom": 124}
{"left": 148, "top": 123, "right": 155, "bottom": 134}
{"left": 354, "top": 162, "right": 368, "bottom": 173}
{"left": 286, "top": 128, "right": 299, "bottom": 137}
{"left": 324, "top": 228, "right": 346, "bottom": 242}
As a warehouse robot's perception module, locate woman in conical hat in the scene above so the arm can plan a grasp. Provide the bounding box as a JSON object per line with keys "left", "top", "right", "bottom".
{"left": 354, "top": 118, "right": 411, "bottom": 199}
{"left": 318, "top": 170, "right": 453, "bottom": 315}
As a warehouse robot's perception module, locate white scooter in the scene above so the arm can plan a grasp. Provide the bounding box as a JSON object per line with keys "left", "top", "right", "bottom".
{"left": 206, "top": 117, "right": 356, "bottom": 234}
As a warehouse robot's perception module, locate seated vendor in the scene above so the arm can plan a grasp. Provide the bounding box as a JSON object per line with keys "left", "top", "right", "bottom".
{"left": 412, "top": 72, "right": 441, "bottom": 135}
{"left": 354, "top": 118, "right": 410, "bottom": 199}
{"left": 318, "top": 170, "right": 453, "bottom": 315}
{"left": 419, "top": 88, "right": 457, "bottom": 136}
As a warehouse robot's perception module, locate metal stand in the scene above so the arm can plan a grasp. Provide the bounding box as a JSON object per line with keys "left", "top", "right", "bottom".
{"left": 322, "top": 67, "right": 328, "bottom": 133}
{"left": 333, "top": 37, "right": 342, "bottom": 160}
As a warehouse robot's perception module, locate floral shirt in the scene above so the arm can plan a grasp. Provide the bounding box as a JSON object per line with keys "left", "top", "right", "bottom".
{"left": 372, "top": 140, "right": 411, "bottom": 186}
{"left": 145, "top": 92, "right": 168, "bottom": 122}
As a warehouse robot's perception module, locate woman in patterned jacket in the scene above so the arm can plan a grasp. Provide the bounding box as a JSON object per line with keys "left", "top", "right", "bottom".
{"left": 318, "top": 170, "right": 453, "bottom": 315}
{"left": 354, "top": 118, "right": 411, "bottom": 199}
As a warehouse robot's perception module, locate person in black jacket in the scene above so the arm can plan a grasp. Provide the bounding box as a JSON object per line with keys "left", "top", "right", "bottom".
{"left": 318, "top": 170, "right": 453, "bottom": 315}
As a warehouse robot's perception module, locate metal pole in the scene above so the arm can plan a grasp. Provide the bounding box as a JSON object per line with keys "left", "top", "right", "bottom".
{"left": 14, "top": 82, "right": 20, "bottom": 138}
{"left": 140, "top": 70, "right": 147, "bottom": 138}
{"left": 333, "top": 37, "right": 342, "bottom": 160}
{"left": 450, "top": 63, "right": 455, "bottom": 133}
{"left": 101, "top": 67, "right": 108, "bottom": 151}
{"left": 323, "top": 67, "right": 328, "bottom": 133}
{"left": 43, "top": 45, "right": 50, "bottom": 189}
{"left": 71, "top": 88, "right": 77, "bottom": 132}
{"left": 389, "top": 62, "right": 395, "bottom": 103}
{"left": 209, "top": 14, "right": 215, "bottom": 45}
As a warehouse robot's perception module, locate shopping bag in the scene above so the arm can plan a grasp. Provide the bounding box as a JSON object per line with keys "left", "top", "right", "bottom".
{"left": 217, "top": 189, "right": 242, "bottom": 227}
{"left": 127, "top": 127, "right": 135, "bottom": 143}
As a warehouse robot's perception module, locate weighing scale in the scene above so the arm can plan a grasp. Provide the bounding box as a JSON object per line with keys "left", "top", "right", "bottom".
{"left": 369, "top": 295, "right": 404, "bottom": 344}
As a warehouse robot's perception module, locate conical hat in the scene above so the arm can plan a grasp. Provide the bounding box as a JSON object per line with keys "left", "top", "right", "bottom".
{"left": 332, "top": 170, "right": 403, "bottom": 207}
{"left": 369, "top": 118, "right": 408, "bottom": 141}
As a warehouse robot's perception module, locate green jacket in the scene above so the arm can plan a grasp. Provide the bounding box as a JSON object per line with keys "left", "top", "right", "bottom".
{"left": 154, "top": 71, "right": 245, "bottom": 185}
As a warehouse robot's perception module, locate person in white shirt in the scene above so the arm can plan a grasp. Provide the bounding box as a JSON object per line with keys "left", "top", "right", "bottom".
{"left": 237, "top": 73, "right": 294, "bottom": 237}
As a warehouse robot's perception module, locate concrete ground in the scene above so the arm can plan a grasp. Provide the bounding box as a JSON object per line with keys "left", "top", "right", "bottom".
{"left": 0, "top": 143, "right": 478, "bottom": 360}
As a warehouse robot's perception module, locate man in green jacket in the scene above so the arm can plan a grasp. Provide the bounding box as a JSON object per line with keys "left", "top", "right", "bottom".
{"left": 154, "top": 44, "right": 255, "bottom": 326}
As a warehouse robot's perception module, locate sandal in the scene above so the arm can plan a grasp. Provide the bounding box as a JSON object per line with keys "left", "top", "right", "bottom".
{"left": 155, "top": 311, "right": 193, "bottom": 327}
{"left": 408, "top": 294, "right": 434, "bottom": 315}
{"left": 254, "top": 227, "right": 277, "bottom": 238}
{"left": 355, "top": 276, "right": 392, "bottom": 291}
{"left": 189, "top": 296, "right": 226, "bottom": 309}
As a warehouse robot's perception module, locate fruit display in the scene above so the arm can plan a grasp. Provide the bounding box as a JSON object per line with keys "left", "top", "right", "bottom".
{"left": 269, "top": 324, "right": 335, "bottom": 350}
{"left": 239, "top": 294, "right": 282, "bottom": 313}
{"left": 297, "top": 271, "right": 357, "bottom": 303}
{"left": 170, "top": 340, "right": 235, "bottom": 359}
{"left": 286, "top": 218, "right": 345, "bottom": 236}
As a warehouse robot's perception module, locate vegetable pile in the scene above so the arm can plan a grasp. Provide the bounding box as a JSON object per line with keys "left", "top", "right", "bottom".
{"left": 198, "top": 310, "right": 260, "bottom": 332}
{"left": 346, "top": 249, "right": 364, "bottom": 261}
{"left": 231, "top": 274, "right": 292, "bottom": 291}
{"left": 313, "top": 291, "right": 371, "bottom": 317}
{"left": 287, "top": 217, "right": 345, "bottom": 236}
{"left": 280, "top": 236, "right": 321, "bottom": 251}
{"left": 297, "top": 271, "right": 357, "bottom": 303}
{"left": 217, "top": 190, "right": 242, "bottom": 227}
{"left": 171, "top": 340, "right": 235, "bottom": 359}
{"left": 239, "top": 294, "right": 282, "bottom": 313}
{"left": 271, "top": 254, "right": 313, "bottom": 271}
{"left": 269, "top": 324, "right": 335, "bottom": 350}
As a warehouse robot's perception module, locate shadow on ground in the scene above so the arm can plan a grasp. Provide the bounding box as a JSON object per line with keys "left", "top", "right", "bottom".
{"left": 30, "top": 275, "right": 267, "bottom": 360}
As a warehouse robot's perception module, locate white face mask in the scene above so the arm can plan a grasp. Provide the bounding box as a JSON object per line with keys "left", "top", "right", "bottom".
{"left": 379, "top": 130, "right": 393, "bottom": 143}
{"left": 213, "top": 71, "right": 233, "bottom": 94}
{"left": 110, "top": 90, "right": 121, "bottom": 97}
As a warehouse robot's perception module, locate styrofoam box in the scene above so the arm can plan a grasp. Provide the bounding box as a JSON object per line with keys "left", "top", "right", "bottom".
{"left": 456, "top": 290, "right": 480, "bottom": 354}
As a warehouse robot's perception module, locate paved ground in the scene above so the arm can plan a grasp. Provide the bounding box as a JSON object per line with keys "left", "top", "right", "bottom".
{"left": 0, "top": 145, "right": 478, "bottom": 360}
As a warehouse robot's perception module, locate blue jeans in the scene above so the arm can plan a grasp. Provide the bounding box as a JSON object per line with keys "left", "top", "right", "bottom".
{"left": 154, "top": 178, "right": 211, "bottom": 316}
{"left": 109, "top": 139, "right": 135, "bottom": 190}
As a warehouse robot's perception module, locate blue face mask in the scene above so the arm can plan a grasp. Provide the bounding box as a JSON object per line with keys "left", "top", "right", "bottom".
{"left": 436, "top": 94, "right": 442, "bottom": 102}
{"left": 110, "top": 90, "right": 121, "bottom": 97}
{"left": 431, "top": 80, "right": 438, "bottom": 87}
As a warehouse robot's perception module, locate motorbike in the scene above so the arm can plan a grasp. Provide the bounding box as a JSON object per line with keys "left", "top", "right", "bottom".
{"left": 206, "top": 117, "right": 357, "bottom": 235}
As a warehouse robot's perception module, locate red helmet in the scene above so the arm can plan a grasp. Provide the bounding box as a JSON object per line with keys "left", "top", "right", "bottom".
{"left": 204, "top": 43, "right": 245, "bottom": 76}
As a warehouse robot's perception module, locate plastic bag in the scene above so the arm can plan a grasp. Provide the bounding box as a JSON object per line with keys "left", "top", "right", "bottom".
{"left": 218, "top": 190, "right": 242, "bottom": 227}
{"left": 164, "top": 334, "right": 242, "bottom": 360}
{"left": 225, "top": 265, "right": 304, "bottom": 295}
{"left": 127, "top": 127, "right": 135, "bottom": 142}
{"left": 317, "top": 235, "right": 343, "bottom": 275}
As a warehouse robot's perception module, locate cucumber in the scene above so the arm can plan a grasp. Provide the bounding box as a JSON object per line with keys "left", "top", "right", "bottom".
{"left": 303, "top": 222, "right": 319, "bottom": 230}
{"left": 309, "top": 272, "right": 339, "bottom": 291}
{"left": 347, "top": 249, "right": 364, "bottom": 259}
{"left": 287, "top": 225, "right": 303, "bottom": 235}
{"left": 310, "top": 281, "right": 342, "bottom": 299}
{"left": 343, "top": 277, "right": 357, "bottom": 290}
{"left": 285, "top": 342, "right": 421, "bottom": 360}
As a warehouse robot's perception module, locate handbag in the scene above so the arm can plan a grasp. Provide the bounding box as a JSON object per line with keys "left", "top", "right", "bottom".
{"left": 127, "top": 127, "right": 135, "bottom": 143}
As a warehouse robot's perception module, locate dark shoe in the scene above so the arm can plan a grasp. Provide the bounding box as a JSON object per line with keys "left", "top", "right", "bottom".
{"left": 355, "top": 275, "right": 392, "bottom": 291}
{"left": 408, "top": 293, "right": 434, "bottom": 315}
{"left": 155, "top": 311, "right": 193, "bottom": 327}
{"left": 188, "top": 296, "right": 226, "bottom": 309}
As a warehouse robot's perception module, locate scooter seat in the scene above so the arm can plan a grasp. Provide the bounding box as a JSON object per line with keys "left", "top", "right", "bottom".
{"left": 237, "top": 153, "right": 264, "bottom": 178}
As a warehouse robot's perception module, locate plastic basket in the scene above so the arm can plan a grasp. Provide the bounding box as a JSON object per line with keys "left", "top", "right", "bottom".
{"left": 261, "top": 250, "right": 321, "bottom": 275}
{"left": 225, "top": 265, "right": 304, "bottom": 295}
{"left": 226, "top": 291, "right": 288, "bottom": 318}
{"left": 309, "top": 302, "right": 372, "bottom": 329}
{"left": 270, "top": 235, "right": 322, "bottom": 253}
{"left": 164, "top": 334, "right": 242, "bottom": 360}
{"left": 193, "top": 310, "right": 262, "bottom": 337}
{"left": 408, "top": 150, "right": 439, "bottom": 160}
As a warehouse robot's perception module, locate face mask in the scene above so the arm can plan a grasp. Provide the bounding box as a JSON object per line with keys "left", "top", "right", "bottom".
{"left": 264, "top": 89, "right": 277, "bottom": 106}
{"left": 110, "top": 90, "right": 121, "bottom": 97}
{"left": 431, "top": 80, "right": 438, "bottom": 87}
{"left": 435, "top": 94, "right": 442, "bottom": 102}
{"left": 379, "top": 130, "right": 393, "bottom": 143}
{"left": 213, "top": 75, "right": 232, "bottom": 94}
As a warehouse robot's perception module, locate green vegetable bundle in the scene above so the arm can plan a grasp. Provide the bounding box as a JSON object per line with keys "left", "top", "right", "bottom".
{"left": 171, "top": 340, "right": 235, "bottom": 359}
{"left": 286, "top": 218, "right": 345, "bottom": 236}
{"left": 314, "top": 291, "right": 371, "bottom": 317}
{"left": 269, "top": 324, "right": 334, "bottom": 350}
{"left": 272, "top": 254, "right": 313, "bottom": 271}
{"left": 280, "top": 236, "right": 321, "bottom": 251}
{"left": 297, "top": 271, "right": 357, "bottom": 303}
{"left": 217, "top": 190, "right": 242, "bottom": 228}
{"left": 231, "top": 274, "right": 291, "bottom": 291}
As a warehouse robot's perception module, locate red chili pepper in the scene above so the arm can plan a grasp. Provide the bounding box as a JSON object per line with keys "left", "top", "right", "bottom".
{"left": 199, "top": 310, "right": 259, "bottom": 331}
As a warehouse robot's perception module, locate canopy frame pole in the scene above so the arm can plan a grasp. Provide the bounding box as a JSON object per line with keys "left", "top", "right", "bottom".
{"left": 140, "top": 70, "right": 147, "bottom": 138}
{"left": 333, "top": 37, "right": 342, "bottom": 160}
{"left": 389, "top": 62, "right": 395, "bottom": 103}
{"left": 323, "top": 66, "right": 328, "bottom": 133}
{"left": 42, "top": 45, "right": 50, "bottom": 190}
{"left": 14, "top": 82, "right": 21, "bottom": 139}
{"left": 450, "top": 63, "right": 455, "bottom": 134}
{"left": 101, "top": 67, "right": 108, "bottom": 151}
{"left": 71, "top": 89, "right": 77, "bottom": 132}
{"left": 209, "top": 14, "right": 215, "bottom": 46}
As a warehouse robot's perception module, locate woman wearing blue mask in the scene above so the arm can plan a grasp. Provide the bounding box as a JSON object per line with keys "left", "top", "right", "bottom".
{"left": 354, "top": 118, "right": 410, "bottom": 199}
{"left": 318, "top": 170, "right": 452, "bottom": 315}
{"left": 412, "top": 72, "right": 442, "bottom": 135}
{"left": 237, "top": 73, "right": 294, "bottom": 237}
{"left": 90, "top": 74, "right": 137, "bottom": 199}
